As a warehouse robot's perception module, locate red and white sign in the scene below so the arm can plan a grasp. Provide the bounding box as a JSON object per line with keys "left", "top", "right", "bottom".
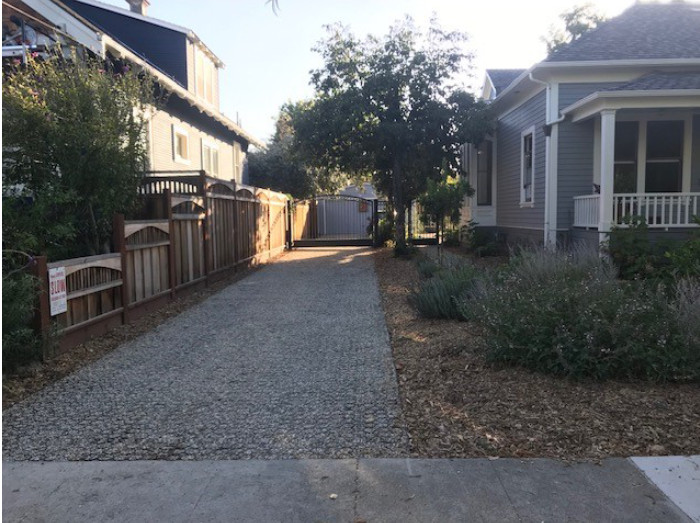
{"left": 48, "top": 267, "right": 67, "bottom": 316}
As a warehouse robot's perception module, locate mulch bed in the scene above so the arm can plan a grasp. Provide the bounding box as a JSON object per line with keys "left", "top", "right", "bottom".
{"left": 373, "top": 247, "right": 700, "bottom": 460}
{"left": 2, "top": 260, "right": 276, "bottom": 410}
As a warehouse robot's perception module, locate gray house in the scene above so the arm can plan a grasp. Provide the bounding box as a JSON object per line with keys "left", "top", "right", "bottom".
{"left": 463, "top": 2, "right": 700, "bottom": 248}
{"left": 3, "top": 0, "right": 262, "bottom": 182}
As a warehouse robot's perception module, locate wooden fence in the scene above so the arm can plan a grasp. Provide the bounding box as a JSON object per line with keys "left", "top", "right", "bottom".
{"left": 33, "top": 172, "right": 289, "bottom": 353}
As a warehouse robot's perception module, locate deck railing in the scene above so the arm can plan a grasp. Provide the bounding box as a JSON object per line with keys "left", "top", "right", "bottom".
{"left": 613, "top": 193, "right": 700, "bottom": 228}
{"left": 574, "top": 192, "right": 700, "bottom": 229}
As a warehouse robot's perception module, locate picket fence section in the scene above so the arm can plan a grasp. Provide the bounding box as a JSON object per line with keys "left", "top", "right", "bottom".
{"left": 33, "top": 172, "right": 289, "bottom": 353}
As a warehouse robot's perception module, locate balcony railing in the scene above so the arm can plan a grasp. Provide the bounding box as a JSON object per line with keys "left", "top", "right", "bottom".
{"left": 574, "top": 193, "right": 700, "bottom": 229}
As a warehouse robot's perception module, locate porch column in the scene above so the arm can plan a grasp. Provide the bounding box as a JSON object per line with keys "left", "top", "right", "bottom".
{"left": 598, "top": 109, "right": 616, "bottom": 245}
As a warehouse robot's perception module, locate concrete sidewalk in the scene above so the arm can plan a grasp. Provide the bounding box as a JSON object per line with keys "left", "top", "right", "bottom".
{"left": 4, "top": 457, "right": 698, "bottom": 522}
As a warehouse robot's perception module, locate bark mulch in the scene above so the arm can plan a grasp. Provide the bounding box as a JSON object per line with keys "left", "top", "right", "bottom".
{"left": 373, "top": 247, "right": 700, "bottom": 461}
{"left": 2, "top": 260, "right": 276, "bottom": 411}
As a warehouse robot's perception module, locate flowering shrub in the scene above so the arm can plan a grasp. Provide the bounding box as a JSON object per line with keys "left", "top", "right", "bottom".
{"left": 410, "top": 264, "right": 480, "bottom": 320}
{"left": 472, "top": 248, "right": 700, "bottom": 382}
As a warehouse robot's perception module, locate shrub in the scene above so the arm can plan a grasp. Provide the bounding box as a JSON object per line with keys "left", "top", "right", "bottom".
{"left": 375, "top": 218, "right": 395, "bottom": 246}
{"left": 461, "top": 220, "right": 503, "bottom": 257}
{"left": 477, "top": 248, "right": 700, "bottom": 382}
{"left": 411, "top": 265, "right": 481, "bottom": 320}
{"left": 415, "top": 257, "right": 440, "bottom": 279}
{"left": 2, "top": 258, "right": 42, "bottom": 372}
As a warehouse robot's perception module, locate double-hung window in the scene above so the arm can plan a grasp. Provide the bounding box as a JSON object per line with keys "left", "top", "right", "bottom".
{"left": 201, "top": 140, "right": 219, "bottom": 176}
{"left": 172, "top": 125, "right": 190, "bottom": 164}
{"left": 520, "top": 127, "right": 535, "bottom": 206}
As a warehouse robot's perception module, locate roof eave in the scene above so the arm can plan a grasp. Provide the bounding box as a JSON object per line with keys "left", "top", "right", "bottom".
{"left": 562, "top": 89, "right": 700, "bottom": 122}
{"left": 101, "top": 34, "right": 263, "bottom": 148}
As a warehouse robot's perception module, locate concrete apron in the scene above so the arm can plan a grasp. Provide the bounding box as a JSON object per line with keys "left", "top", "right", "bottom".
{"left": 4, "top": 457, "right": 698, "bottom": 522}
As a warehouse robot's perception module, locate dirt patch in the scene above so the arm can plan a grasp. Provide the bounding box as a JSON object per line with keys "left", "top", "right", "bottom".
{"left": 373, "top": 247, "right": 700, "bottom": 460}
{"left": 3, "top": 259, "right": 279, "bottom": 410}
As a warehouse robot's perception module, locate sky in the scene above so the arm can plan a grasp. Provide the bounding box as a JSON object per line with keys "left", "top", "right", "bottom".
{"left": 98, "top": 0, "right": 640, "bottom": 144}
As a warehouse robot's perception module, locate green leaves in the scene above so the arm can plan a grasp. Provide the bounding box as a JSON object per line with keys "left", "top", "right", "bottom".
{"left": 2, "top": 51, "right": 157, "bottom": 259}
{"left": 293, "top": 17, "right": 492, "bottom": 248}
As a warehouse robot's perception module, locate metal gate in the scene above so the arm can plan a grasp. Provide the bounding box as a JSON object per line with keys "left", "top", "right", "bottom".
{"left": 290, "top": 195, "right": 384, "bottom": 247}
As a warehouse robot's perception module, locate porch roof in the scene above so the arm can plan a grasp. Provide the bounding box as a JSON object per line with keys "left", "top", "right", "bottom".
{"left": 560, "top": 73, "right": 700, "bottom": 122}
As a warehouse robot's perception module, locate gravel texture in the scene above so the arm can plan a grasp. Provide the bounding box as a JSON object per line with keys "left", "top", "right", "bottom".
{"left": 3, "top": 247, "right": 408, "bottom": 461}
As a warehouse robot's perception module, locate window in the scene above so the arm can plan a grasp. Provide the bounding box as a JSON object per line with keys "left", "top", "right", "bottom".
{"left": 195, "top": 50, "right": 216, "bottom": 105}
{"left": 645, "top": 120, "right": 683, "bottom": 193}
{"left": 201, "top": 140, "right": 219, "bottom": 176}
{"left": 520, "top": 128, "right": 534, "bottom": 205}
{"left": 614, "top": 121, "right": 638, "bottom": 193}
{"left": 233, "top": 142, "right": 242, "bottom": 182}
{"left": 172, "top": 125, "right": 189, "bottom": 164}
{"left": 477, "top": 140, "right": 493, "bottom": 206}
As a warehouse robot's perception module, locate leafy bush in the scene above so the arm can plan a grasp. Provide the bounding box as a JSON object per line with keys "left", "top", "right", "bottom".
{"left": 411, "top": 265, "right": 480, "bottom": 320}
{"left": 476, "top": 248, "right": 700, "bottom": 382}
{"left": 415, "top": 257, "right": 440, "bottom": 279}
{"left": 461, "top": 220, "right": 503, "bottom": 257}
{"left": 375, "top": 218, "right": 395, "bottom": 246}
{"left": 2, "top": 257, "right": 42, "bottom": 372}
{"left": 665, "top": 216, "right": 700, "bottom": 278}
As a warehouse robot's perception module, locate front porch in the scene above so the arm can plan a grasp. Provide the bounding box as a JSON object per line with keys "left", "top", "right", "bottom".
{"left": 573, "top": 192, "right": 700, "bottom": 230}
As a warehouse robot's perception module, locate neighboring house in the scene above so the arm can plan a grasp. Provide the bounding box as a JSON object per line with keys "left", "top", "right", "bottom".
{"left": 462, "top": 2, "right": 700, "bottom": 248}
{"left": 2, "top": 0, "right": 262, "bottom": 183}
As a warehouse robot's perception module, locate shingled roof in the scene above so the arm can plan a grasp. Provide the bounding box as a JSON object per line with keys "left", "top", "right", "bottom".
{"left": 545, "top": 3, "right": 700, "bottom": 62}
{"left": 486, "top": 69, "right": 526, "bottom": 95}
{"left": 608, "top": 72, "right": 700, "bottom": 91}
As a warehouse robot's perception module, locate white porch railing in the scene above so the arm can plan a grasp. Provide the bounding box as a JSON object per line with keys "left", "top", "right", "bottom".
{"left": 573, "top": 194, "right": 600, "bottom": 228}
{"left": 574, "top": 192, "right": 700, "bottom": 229}
{"left": 613, "top": 193, "right": 700, "bottom": 228}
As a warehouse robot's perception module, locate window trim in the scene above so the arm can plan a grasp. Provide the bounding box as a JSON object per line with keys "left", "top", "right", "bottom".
{"left": 520, "top": 126, "right": 535, "bottom": 207}
{"left": 172, "top": 124, "right": 190, "bottom": 165}
{"left": 201, "top": 138, "right": 219, "bottom": 176}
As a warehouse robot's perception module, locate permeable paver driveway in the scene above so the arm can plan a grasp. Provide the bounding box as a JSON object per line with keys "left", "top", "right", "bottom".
{"left": 3, "top": 247, "right": 408, "bottom": 461}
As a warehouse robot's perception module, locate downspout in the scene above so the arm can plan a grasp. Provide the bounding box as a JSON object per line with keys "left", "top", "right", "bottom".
{"left": 529, "top": 71, "right": 566, "bottom": 247}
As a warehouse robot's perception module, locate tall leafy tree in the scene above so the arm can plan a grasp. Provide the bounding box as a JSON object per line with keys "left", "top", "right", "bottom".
{"left": 544, "top": 3, "right": 607, "bottom": 55}
{"left": 248, "top": 103, "right": 350, "bottom": 198}
{"left": 292, "top": 18, "right": 491, "bottom": 251}
{"left": 3, "top": 52, "right": 157, "bottom": 259}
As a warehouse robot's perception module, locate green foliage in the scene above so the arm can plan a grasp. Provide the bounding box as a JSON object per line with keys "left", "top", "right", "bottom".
{"left": 411, "top": 264, "right": 480, "bottom": 320}
{"left": 2, "top": 253, "right": 42, "bottom": 372}
{"left": 374, "top": 218, "right": 395, "bottom": 246}
{"left": 544, "top": 3, "right": 607, "bottom": 54}
{"left": 418, "top": 176, "right": 472, "bottom": 242}
{"left": 248, "top": 103, "right": 349, "bottom": 198}
{"left": 2, "top": 52, "right": 156, "bottom": 259}
{"left": 472, "top": 248, "right": 700, "bottom": 382}
{"left": 606, "top": 216, "right": 699, "bottom": 280}
{"left": 460, "top": 221, "right": 503, "bottom": 256}
{"left": 415, "top": 257, "right": 440, "bottom": 279}
{"left": 665, "top": 216, "right": 700, "bottom": 278}
{"left": 291, "top": 18, "right": 492, "bottom": 251}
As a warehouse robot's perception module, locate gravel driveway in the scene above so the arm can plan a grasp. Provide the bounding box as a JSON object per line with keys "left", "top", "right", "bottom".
{"left": 3, "top": 247, "right": 408, "bottom": 461}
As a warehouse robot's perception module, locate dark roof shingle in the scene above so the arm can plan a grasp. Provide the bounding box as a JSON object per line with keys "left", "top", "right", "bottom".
{"left": 607, "top": 72, "right": 700, "bottom": 91}
{"left": 486, "top": 69, "right": 526, "bottom": 94}
{"left": 545, "top": 3, "right": 700, "bottom": 62}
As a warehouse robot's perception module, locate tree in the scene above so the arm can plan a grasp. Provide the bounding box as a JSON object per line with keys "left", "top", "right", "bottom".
{"left": 249, "top": 103, "right": 351, "bottom": 199}
{"left": 544, "top": 3, "right": 607, "bottom": 55}
{"left": 291, "top": 18, "right": 491, "bottom": 252}
{"left": 418, "top": 175, "right": 472, "bottom": 242}
{"left": 2, "top": 51, "right": 157, "bottom": 259}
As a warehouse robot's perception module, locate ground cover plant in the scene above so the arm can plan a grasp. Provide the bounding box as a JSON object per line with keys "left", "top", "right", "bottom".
{"left": 373, "top": 247, "right": 700, "bottom": 459}
{"left": 411, "top": 246, "right": 700, "bottom": 383}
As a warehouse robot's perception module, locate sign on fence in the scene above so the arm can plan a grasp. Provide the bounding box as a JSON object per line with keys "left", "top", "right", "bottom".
{"left": 48, "top": 267, "right": 67, "bottom": 316}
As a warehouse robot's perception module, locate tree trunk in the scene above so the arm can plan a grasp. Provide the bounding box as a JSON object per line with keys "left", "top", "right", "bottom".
{"left": 392, "top": 156, "right": 407, "bottom": 252}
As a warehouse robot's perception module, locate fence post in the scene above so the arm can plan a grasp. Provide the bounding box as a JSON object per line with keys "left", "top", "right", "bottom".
{"left": 372, "top": 199, "right": 380, "bottom": 247}
{"left": 113, "top": 213, "right": 129, "bottom": 325}
{"left": 200, "top": 170, "right": 210, "bottom": 284}
{"left": 286, "top": 199, "right": 293, "bottom": 249}
{"left": 232, "top": 180, "right": 239, "bottom": 268}
{"left": 267, "top": 189, "right": 272, "bottom": 259}
{"left": 31, "top": 255, "right": 52, "bottom": 359}
{"left": 164, "top": 189, "right": 177, "bottom": 299}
